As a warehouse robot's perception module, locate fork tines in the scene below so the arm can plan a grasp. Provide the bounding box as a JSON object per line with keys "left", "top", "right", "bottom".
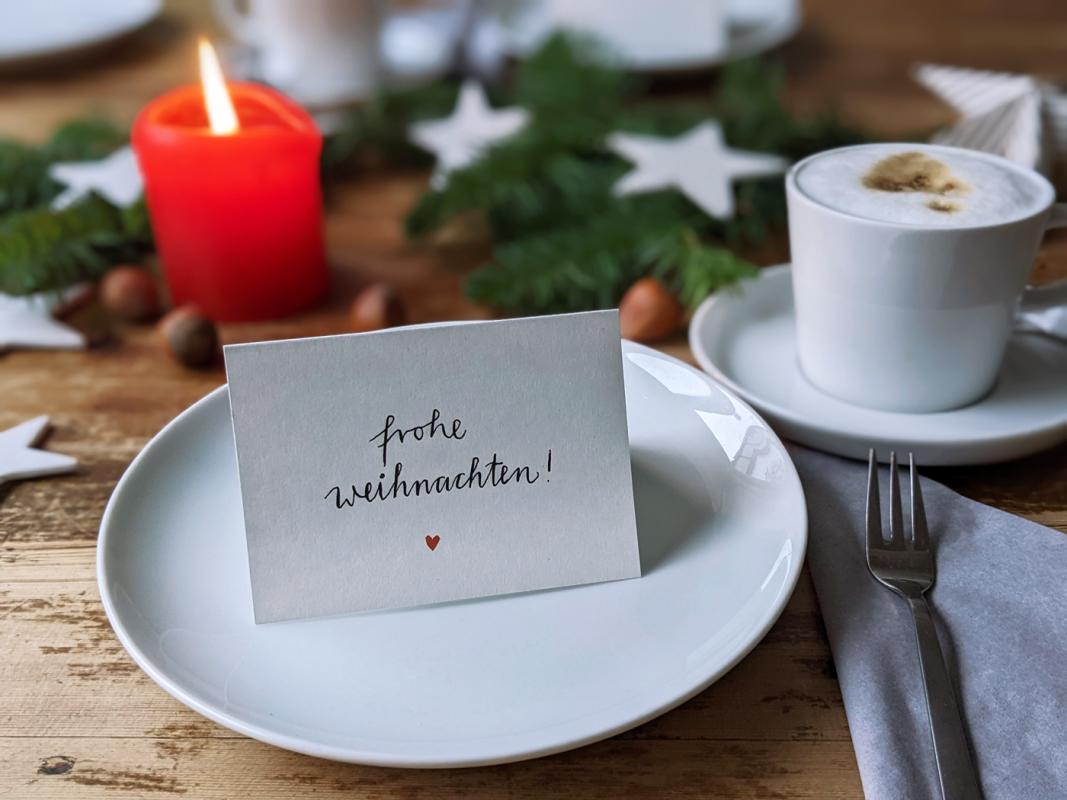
{"left": 866, "top": 449, "right": 931, "bottom": 553}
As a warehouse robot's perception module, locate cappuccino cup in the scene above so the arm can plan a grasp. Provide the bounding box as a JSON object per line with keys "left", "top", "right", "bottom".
{"left": 786, "top": 143, "right": 1067, "bottom": 413}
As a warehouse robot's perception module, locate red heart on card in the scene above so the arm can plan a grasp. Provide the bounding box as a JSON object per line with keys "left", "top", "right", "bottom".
{"left": 425, "top": 534, "right": 441, "bottom": 551}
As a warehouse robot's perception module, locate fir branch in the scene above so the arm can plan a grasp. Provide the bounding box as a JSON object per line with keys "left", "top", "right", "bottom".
{"left": 513, "top": 32, "right": 632, "bottom": 130}
{"left": 43, "top": 118, "right": 127, "bottom": 162}
{"left": 466, "top": 194, "right": 716, "bottom": 314}
{"left": 649, "top": 229, "right": 757, "bottom": 308}
{"left": 0, "top": 193, "right": 152, "bottom": 296}
{"left": 406, "top": 33, "right": 640, "bottom": 239}
{"left": 0, "top": 118, "right": 127, "bottom": 216}
{"left": 466, "top": 217, "right": 657, "bottom": 315}
{"left": 408, "top": 148, "right": 626, "bottom": 240}
{"left": 321, "top": 82, "right": 462, "bottom": 178}
{"left": 408, "top": 43, "right": 865, "bottom": 315}
{"left": 0, "top": 143, "right": 54, "bottom": 217}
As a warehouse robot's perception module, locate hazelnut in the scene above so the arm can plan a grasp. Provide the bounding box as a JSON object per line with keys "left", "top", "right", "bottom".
{"left": 158, "top": 306, "right": 219, "bottom": 368}
{"left": 100, "top": 266, "right": 161, "bottom": 322}
{"left": 618, "top": 277, "right": 682, "bottom": 342}
{"left": 350, "top": 283, "right": 405, "bottom": 333}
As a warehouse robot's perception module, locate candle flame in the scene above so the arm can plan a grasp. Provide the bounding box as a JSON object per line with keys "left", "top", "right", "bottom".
{"left": 198, "top": 37, "right": 238, "bottom": 135}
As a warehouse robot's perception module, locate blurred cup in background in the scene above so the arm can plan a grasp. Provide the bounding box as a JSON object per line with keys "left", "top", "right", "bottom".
{"left": 213, "top": 0, "right": 384, "bottom": 106}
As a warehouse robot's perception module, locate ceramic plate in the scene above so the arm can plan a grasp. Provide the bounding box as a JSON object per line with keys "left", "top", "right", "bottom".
{"left": 689, "top": 265, "right": 1067, "bottom": 465}
{"left": 0, "top": 0, "right": 162, "bottom": 71}
{"left": 97, "top": 342, "right": 806, "bottom": 767}
{"left": 498, "top": 0, "right": 801, "bottom": 73}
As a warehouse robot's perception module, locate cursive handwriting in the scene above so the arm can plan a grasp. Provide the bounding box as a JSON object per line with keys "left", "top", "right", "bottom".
{"left": 369, "top": 409, "right": 466, "bottom": 467}
{"left": 324, "top": 450, "right": 551, "bottom": 508}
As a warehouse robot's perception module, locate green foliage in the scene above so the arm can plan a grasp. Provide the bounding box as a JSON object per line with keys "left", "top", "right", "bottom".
{"left": 0, "top": 118, "right": 126, "bottom": 216}
{"left": 0, "top": 40, "right": 864, "bottom": 309}
{"left": 466, "top": 193, "right": 759, "bottom": 316}
{"left": 467, "top": 196, "right": 691, "bottom": 314}
{"left": 404, "top": 34, "right": 865, "bottom": 314}
{"left": 320, "top": 82, "right": 462, "bottom": 177}
{"left": 0, "top": 194, "right": 153, "bottom": 296}
{"left": 0, "top": 118, "right": 143, "bottom": 296}
{"left": 649, "top": 229, "right": 757, "bottom": 309}
{"left": 43, "top": 118, "right": 128, "bottom": 162}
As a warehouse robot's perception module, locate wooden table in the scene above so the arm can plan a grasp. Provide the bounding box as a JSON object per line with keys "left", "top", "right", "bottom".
{"left": 2, "top": 1, "right": 1065, "bottom": 797}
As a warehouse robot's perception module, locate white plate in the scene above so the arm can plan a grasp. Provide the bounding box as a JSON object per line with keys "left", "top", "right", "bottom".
{"left": 97, "top": 341, "right": 806, "bottom": 767}
{"left": 689, "top": 264, "right": 1067, "bottom": 465}
{"left": 0, "top": 0, "right": 162, "bottom": 71}
{"left": 497, "top": 0, "right": 801, "bottom": 73}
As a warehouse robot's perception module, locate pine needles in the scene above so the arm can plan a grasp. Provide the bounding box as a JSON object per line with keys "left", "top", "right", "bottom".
{"left": 0, "top": 194, "right": 152, "bottom": 295}
{"left": 0, "top": 119, "right": 151, "bottom": 296}
{"left": 405, "top": 34, "right": 864, "bottom": 315}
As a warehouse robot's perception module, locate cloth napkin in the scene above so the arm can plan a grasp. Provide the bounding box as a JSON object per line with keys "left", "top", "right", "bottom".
{"left": 790, "top": 446, "right": 1067, "bottom": 800}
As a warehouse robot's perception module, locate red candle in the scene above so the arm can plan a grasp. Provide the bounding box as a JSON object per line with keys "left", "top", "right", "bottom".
{"left": 132, "top": 39, "right": 327, "bottom": 322}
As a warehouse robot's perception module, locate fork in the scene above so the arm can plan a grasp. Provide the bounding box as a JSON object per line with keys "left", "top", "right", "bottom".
{"left": 866, "top": 450, "right": 983, "bottom": 800}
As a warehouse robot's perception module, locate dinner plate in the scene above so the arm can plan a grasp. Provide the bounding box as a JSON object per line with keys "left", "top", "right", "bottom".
{"left": 689, "top": 265, "right": 1067, "bottom": 465}
{"left": 497, "top": 0, "right": 801, "bottom": 73}
{"left": 0, "top": 0, "right": 162, "bottom": 72}
{"left": 97, "top": 341, "right": 806, "bottom": 767}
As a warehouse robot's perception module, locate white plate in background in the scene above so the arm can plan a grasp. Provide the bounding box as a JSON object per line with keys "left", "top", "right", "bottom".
{"left": 0, "top": 0, "right": 162, "bottom": 71}
{"left": 496, "top": 0, "right": 801, "bottom": 73}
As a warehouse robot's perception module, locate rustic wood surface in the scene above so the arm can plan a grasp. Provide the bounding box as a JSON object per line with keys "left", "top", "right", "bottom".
{"left": 2, "top": 0, "right": 1066, "bottom": 797}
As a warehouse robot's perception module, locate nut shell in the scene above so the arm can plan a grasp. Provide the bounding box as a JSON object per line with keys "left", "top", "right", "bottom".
{"left": 350, "top": 283, "right": 405, "bottom": 333}
{"left": 100, "top": 266, "right": 161, "bottom": 322}
{"left": 618, "top": 277, "right": 682, "bottom": 342}
{"left": 158, "top": 306, "right": 219, "bottom": 368}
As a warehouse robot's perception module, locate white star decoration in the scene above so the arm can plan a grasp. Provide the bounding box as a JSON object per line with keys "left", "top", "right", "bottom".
{"left": 0, "top": 416, "right": 77, "bottom": 485}
{"left": 607, "top": 121, "right": 788, "bottom": 220}
{"left": 914, "top": 64, "right": 1047, "bottom": 170}
{"left": 49, "top": 145, "right": 143, "bottom": 210}
{"left": 0, "top": 293, "right": 85, "bottom": 353}
{"left": 409, "top": 81, "right": 528, "bottom": 186}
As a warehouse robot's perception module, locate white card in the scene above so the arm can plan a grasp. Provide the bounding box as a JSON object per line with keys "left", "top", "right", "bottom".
{"left": 224, "top": 311, "right": 640, "bottom": 622}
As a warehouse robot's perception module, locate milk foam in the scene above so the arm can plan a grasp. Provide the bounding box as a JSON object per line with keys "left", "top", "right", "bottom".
{"left": 795, "top": 145, "right": 1047, "bottom": 227}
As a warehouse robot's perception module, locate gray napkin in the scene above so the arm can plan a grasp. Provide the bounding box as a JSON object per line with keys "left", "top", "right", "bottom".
{"left": 790, "top": 446, "right": 1067, "bottom": 800}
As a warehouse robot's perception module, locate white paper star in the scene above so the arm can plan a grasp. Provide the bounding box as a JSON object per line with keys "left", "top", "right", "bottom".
{"left": 0, "top": 416, "right": 77, "bottom": 485}
{"left": 914, "top": 64, "right": 1047, "bottom": 170}
{"left": 0, "top": 293, "right": 85, "bottom": 353}
{"left": 409, "top": 81, "right": 528, "bottom": 185}
{"left": 49, "top": 145, "right": 143, "bottom": 210}
{"left": 608, "top": 121, "right": 788, "bottom": 220}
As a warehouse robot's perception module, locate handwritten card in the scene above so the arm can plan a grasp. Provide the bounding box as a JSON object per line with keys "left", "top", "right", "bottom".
{"left": 224, "top": 311, "right": 640, "bottom": 622}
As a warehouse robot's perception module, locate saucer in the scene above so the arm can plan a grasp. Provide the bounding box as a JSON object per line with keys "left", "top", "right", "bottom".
{"left": 98, "top": 342, "right": 806, "bottom": 766}
{"left": 497, "top": 0, "right": 801, "bottom": 74}
{"left": 689, "top": 264, "right": 1067, "bottom": 466}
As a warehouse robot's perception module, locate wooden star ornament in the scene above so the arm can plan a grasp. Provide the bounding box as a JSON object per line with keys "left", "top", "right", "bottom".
{"left": 608, "top": 121, "right": 788, "bottom": 220}
{"left": 0, "top": 416, "right": 77, "bottom": 485}
{"left": 409, "top": 80, "right": 529, "bottom": 186}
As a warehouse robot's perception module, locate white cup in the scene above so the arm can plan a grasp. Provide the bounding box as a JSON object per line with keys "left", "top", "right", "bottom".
{"left": 786, "top": 143, "right": 1067, "bottom": 413}
{"left": 213, "top": 0, "right": 384, "bottom": 106}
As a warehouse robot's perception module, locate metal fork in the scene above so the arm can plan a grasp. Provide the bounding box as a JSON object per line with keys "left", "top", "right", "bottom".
{"left": 866, "top": 450, "right": 983, "bottom": 800}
